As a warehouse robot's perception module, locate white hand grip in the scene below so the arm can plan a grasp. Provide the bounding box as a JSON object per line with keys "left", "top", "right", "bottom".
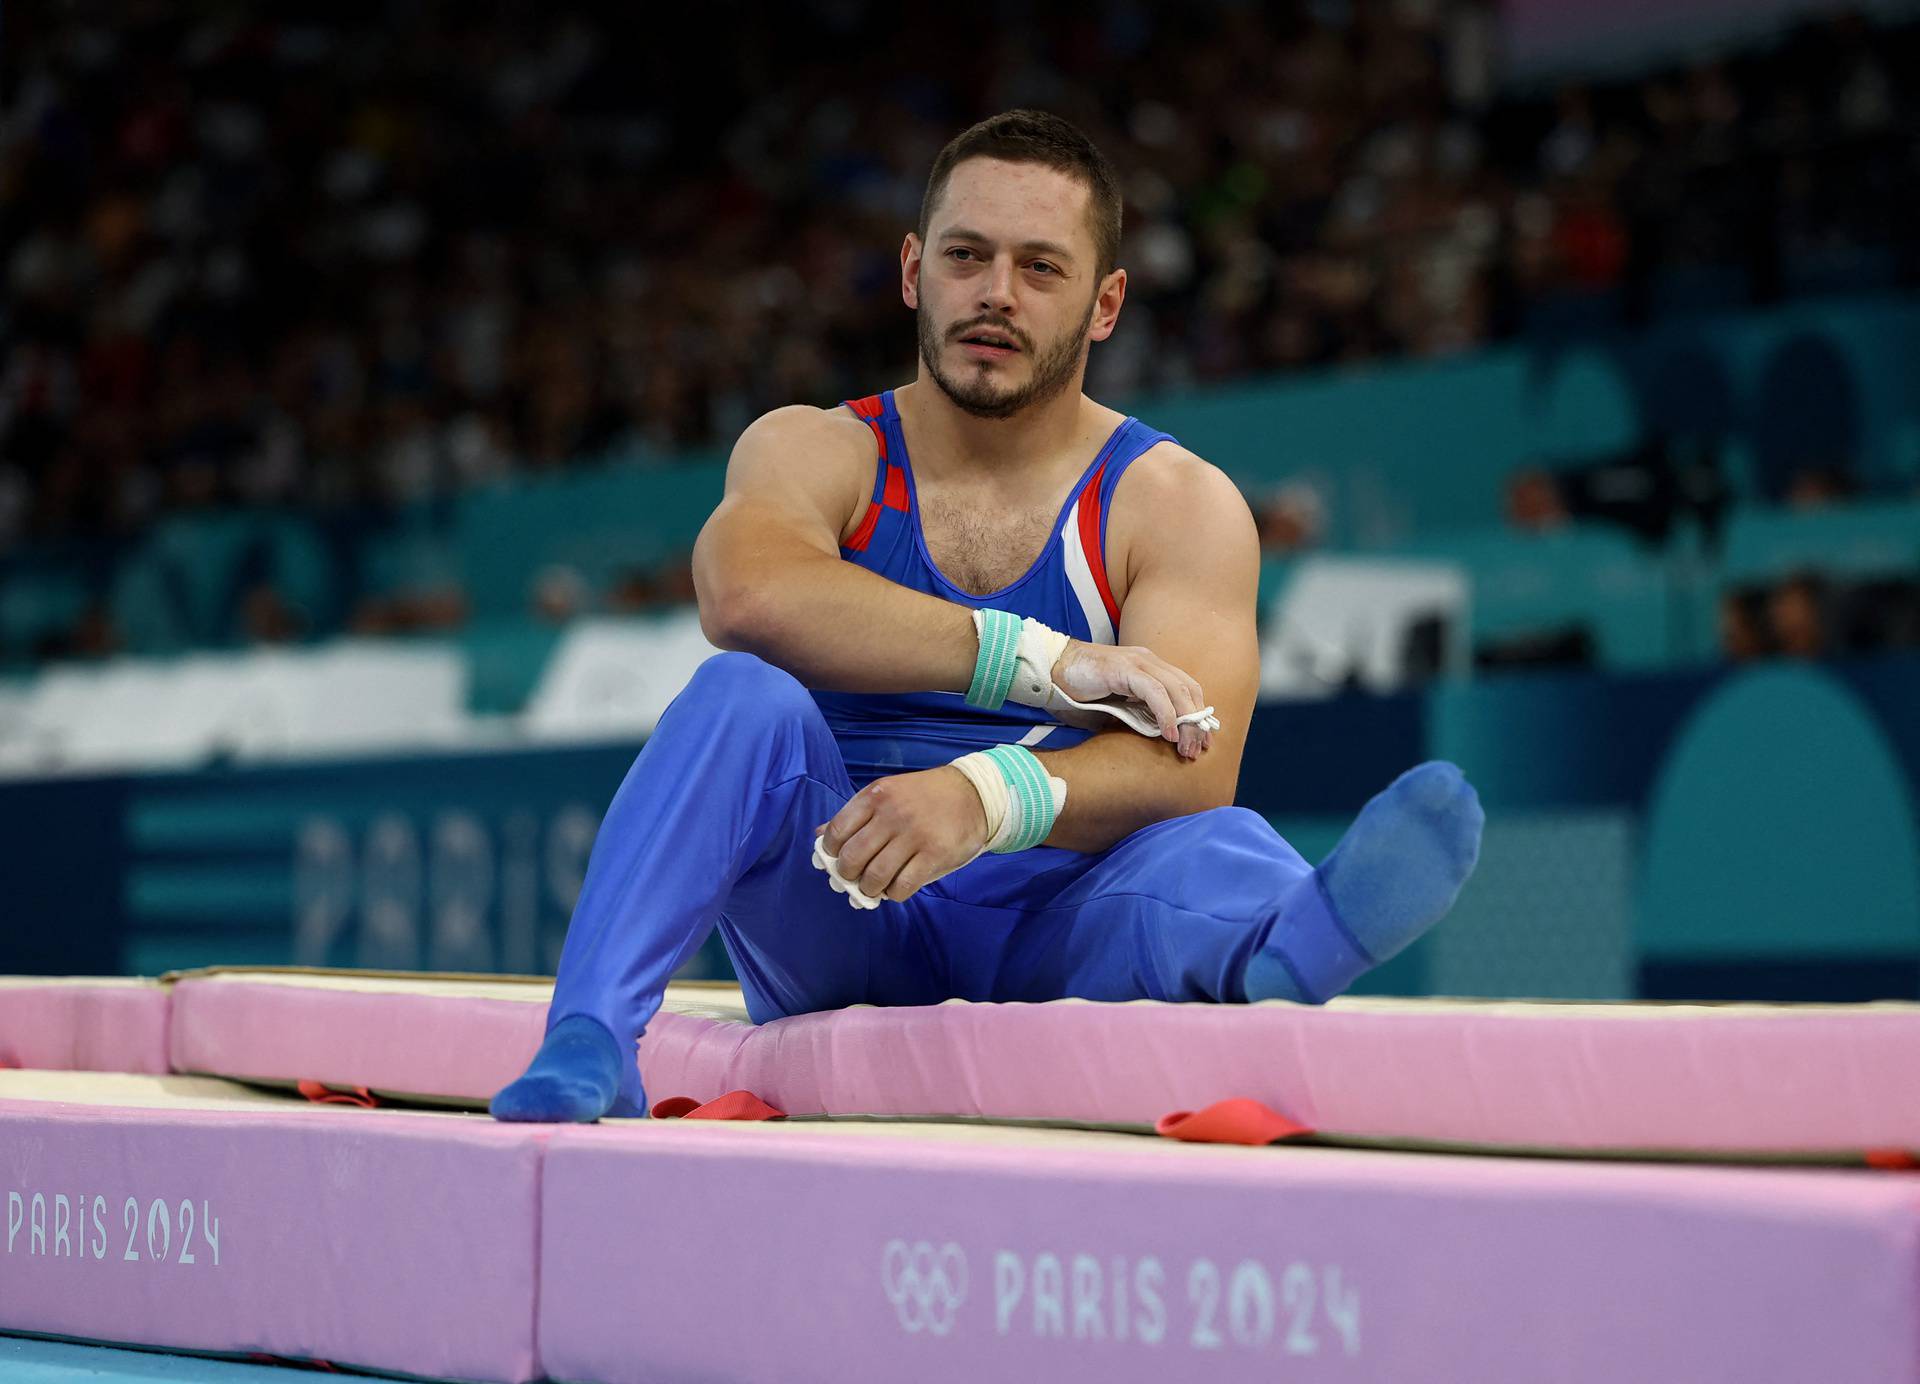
{"left": 812, "top": 835, "right": 882, "bottom": 910}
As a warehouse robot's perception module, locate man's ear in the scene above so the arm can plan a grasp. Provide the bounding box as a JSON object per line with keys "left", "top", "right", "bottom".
{"left": 901, "top": 232, "right": 922, "bottom": 310}
{"left": 1089, "top": 266, "right": 1128, "bottom": 343}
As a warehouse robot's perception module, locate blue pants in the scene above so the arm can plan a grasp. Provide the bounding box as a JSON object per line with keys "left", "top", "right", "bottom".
{"left": 549, "top": 652, "right": 1317, "bottom": 1111}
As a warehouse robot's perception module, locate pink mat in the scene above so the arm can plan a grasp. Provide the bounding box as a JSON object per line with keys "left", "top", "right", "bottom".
{"left": 0, "top": 979, "right": 170, "bottom": 1074}
{"left": 5, "top": 1071, "right": 1918, "bottom": 1382}
{"left": 168, "top": 972, "right": 554, "bottom": 1104}
{"left": 539, "top": 1121, "right": 1920, "bottom": 1384}
{"left": 168, "top": 970, "right": 1920, "bottom": 1157}
{"left": 0, "top": 1073, "right": 543, "bottom": 1382}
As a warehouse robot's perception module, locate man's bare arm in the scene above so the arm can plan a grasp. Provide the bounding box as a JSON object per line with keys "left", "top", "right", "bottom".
{"left": 692, "top": 406, "right": 979, "bottom": 693}
{"left": 1030, "top": 449, "right": 1261, "bottom": 853}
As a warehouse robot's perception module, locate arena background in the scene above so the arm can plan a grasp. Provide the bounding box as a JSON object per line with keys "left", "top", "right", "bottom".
{"left": 3, "top": 0, "right": 1918, "bottom": 1005}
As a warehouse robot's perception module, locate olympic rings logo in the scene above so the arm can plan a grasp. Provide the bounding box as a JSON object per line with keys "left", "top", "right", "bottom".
{"left": 881, "top": 1239, "right": 969, "bottom": 1335}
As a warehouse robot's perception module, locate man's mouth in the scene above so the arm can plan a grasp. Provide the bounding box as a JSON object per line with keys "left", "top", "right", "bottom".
{"left": 957, "top": 330, "right": 1020, "bottom": 356}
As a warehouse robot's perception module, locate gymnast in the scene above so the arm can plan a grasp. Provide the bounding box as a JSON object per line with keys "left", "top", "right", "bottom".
{"left": 492, "top": 109, "right": 1483, "bottom": 1123}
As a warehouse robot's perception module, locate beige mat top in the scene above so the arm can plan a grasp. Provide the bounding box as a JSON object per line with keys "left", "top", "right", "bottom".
{"left": 0, "top": 1068, "right": 1379, "bottom": 1165}
{"left": 161, "top": 966, "right": 753, "bottom": 1022}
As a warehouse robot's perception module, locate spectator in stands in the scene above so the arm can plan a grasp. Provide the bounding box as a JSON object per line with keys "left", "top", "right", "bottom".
{"left": 1767, "top": 570, "right": 1832, "bottom": 660}
{"left": 31, "top": 599, "right": 120, "bottom": 663}
{"left": 346, "top": 584, "right": 468, "bottom": 637}
{"left": 1719, "top": 585, "right": 1772, "bottom": 662}
{"left": 1505, "top": 439, "right": 1729, "bottom": 547}
{"left": 1722, "top": 570, "right": 1920, "bottom": 665}
{"left": 1504, "top": 467, "right": 1570, "bottom": 533}
{"left": 240, "top": 582, "right": 307, "bottom": 645}
{"left": 1784, "top": 465, "right": 1858, "bottom": 510}
{"left": 1251, "top": 480, "right": 1328, "bottom": 554}
{"left": 606, "top": 554, "right": 698, "bottom": 614}
{"left": 531, "top": 564, "right": 592, "bottom": 626}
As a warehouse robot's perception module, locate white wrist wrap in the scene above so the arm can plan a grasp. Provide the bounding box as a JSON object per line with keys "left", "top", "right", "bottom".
{"left": 996, "top": 614, "right": 1222, "bottom": 739}
{"left": 951, "top": 744, "right": 1067, "bottom": 853}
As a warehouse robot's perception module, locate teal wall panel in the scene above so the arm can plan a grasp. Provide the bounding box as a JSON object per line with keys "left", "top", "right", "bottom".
{"left": 1640, "top": 665, "right": 1920, "bottom": 960}
{"left": 1140, "top": 351, "right": 1533, "bottom": 549}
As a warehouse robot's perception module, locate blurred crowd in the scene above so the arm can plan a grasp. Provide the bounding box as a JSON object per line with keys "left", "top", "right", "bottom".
{"left": 1721, "top": 570, "right": 1920, "bottom": 663}
{"left": 6, "top": 2, "right": 1918, "bottom": 556}
{"left": 3, "top": 2, "right": 1917, "bottom": 677}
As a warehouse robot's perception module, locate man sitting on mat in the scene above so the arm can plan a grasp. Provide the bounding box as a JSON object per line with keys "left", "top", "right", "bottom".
{"left": 492, "top": 110, "right": 1483, "bottom": 1123}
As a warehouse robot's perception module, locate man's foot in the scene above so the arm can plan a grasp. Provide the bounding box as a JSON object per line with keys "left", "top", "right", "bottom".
{"left": 490, "top": 1014, "right": 631, "bottom": 1122}
{"left": 1245, "top": 761, "right": 1484, "bottom": 1003}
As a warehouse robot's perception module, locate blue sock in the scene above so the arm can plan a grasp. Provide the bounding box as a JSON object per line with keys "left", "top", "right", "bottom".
{"left": 1245, "top": 761, "right": 1484, "bottom": 1004}
{"left": 489, "top": 1014, "right": 637, "bottom": 1122}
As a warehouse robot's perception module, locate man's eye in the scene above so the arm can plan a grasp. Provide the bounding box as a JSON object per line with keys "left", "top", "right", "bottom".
{"left": 1030, "top": 261, "right": 1057, "bottom": 275}
{"left": 947, "top": 247, "right": 977, "bottom": 261}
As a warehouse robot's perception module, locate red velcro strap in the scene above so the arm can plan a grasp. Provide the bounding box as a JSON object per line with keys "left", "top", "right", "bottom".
{"left": 247, "top": 1354, "right": 341, "bottom": 1372}
{"left": 1156, "top": 1098, "right": 1313, "bottom": 1146}
{"left": 1865, "top": 1148, "right": 1919, "bottom": 1170}
{"left": 650, "top": 1090, "right": 785, "bottom": 1121}
{"left": 685, "top": 1090, "right": 784, "bottom": 1120}
{"left": 296, "top": 1080, "right": 378, "bottom": 1108}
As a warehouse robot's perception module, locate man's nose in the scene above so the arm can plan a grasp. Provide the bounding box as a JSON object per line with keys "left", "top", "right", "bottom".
{"left": 978, "top": 256, "right": 1018, "bottom": 315}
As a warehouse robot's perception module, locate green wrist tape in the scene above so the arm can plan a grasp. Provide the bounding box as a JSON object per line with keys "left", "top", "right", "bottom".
{"left": 982, "top": 743, "right": 1059, "bottom": 853}
{"left": 965, "top": 608, "right": 1022, "bottom": 710}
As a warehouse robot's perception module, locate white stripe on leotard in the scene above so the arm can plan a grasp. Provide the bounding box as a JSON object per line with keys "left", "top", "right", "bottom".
{"left": 1059, "top": 505, "right": 1115, "bottom": 646}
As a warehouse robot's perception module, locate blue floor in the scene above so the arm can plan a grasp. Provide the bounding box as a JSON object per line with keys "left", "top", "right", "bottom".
{"left": 0, "top": 1336, "right": 360, "bottom": 1382}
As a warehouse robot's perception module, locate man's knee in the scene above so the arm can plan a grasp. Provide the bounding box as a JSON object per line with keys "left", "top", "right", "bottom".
{"left": 1143, "top": 805, "right": 1311, "bottom": 875}
{"left": 1157, "top": 805, "right": 1270, "bottom": 844}
{"left": 684, "top": 651, "right": 814, "bottom": 719}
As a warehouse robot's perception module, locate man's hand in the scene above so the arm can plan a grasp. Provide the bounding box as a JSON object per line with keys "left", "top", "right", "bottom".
{"left": 1051, "top": 639, "right": 1217, "bottom": 761}
{"left": 815, "top": 766, "right": 991, "bottom": 903}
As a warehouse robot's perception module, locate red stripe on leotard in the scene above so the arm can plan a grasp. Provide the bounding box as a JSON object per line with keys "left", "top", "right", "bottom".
{"left": 844, "top": 501, "right": 883, "bottom": 552}
{"left": 842, "top": 397, "right": 896, "bottom": 552}
{"left": 1077, "top": 461, "right": 1121, "bottom": 630}
{"left": 848, "top": 393, "right": 887, "bottom": 458}
{"left": 846, "top": 465, "right": 907, "bottom": 552}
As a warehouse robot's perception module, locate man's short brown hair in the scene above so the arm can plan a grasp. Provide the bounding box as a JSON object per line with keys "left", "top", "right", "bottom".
{"left": 918, "top": 109, "right": 1123, "bottom": 278}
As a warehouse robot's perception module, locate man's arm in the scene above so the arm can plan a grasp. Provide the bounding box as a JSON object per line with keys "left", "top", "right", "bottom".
{"left": 1030, "top": 448, "right": 1261, "bottom": 853}
{"left": 692, "top": 406, "right": 980, "bottom": 693}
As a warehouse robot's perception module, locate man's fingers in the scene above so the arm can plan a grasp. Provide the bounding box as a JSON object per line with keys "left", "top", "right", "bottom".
{"left": 1125, "top": 668, "right": 1180, "bottom": 741}
{"left": 834, "top": 819, "right": 888, "bottom": 883}
{"left": 1177, "top": 722, "right": 1209, "bottom": 760}
{"left": 886, "top": 855, "right": 930, "bottom": 902}
{"left": 820, "top": 793, "right": 876, "bottom": 856}
{"left": 1164, "top": 671, "right": 1210, "bottom": 759}
{"left": 858, "top": 838, "right": 914, "bottom": 901}
{"left": 1144, "top": 659, "right": 1212, "bottom": 743}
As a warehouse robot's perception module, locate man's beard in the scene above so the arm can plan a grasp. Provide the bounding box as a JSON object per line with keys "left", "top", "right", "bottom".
{"left": 917, "top": 293, "right": 1097, "bottom": 421}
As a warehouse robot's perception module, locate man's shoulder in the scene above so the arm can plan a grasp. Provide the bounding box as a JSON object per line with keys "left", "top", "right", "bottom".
{"left": 736, "top": 402, "right": 878, "bottom": 454}
{"left": 719, "top": 404, "right": 884, "bottom": 539}
{"left": 1116, "top": 436, "right": 1247, "bottom": 514}
{"left": 1104, "top": 435, "right": 1257, "bottom": 594}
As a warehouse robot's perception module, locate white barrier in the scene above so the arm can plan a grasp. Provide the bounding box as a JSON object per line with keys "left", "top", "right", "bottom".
{"left": 1259, "top": 557, "right": 1469, "bottom": 698}
{"left": 0, "top": 642, "right": 470, "bottom": 776}
{"left": 521, "top": 609, "right": 722, "bottom": 742}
